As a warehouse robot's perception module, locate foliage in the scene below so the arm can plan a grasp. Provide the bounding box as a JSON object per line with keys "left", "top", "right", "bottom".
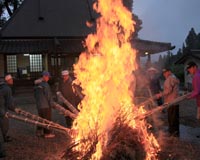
{"left": 0, "top": 0, "right": 23, "bottom": 27}
{"left": 171, "top": 64, "right": 185, "bottom": 83}
{"left": 183, "top": 28, "right": 200, "bottom": 54}
{"left": 154, "top": 27, "right": 200, "bottom": 84}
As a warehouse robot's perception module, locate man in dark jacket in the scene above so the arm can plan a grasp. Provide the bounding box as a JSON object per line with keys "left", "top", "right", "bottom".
{"left": 0, "top": 76, "right": 16, "bottom": 158}
{"left": 34, "top": 71, "right": 55, "bottom": 138}
{"left": 1, "top": 75, "right": 15, "bottom": 142}
{"left": 58, "top": 70, "right": 81, "bottom": 128}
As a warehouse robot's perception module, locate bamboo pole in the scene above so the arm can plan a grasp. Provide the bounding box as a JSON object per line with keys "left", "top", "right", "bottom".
{"left": 52, "top": 102, "right": 77, "bottom": 119}
{"left": 146, "top": 87, "right": 157, "bottom": 108}
{"left": 135, "top": 93, "right": 191, "bottom": 120}
{"left": 56, "top": 92, "right": 79, "bottom": 115}
{"left": 73, "top": 84, "right": 84, "bottom": 100}
{"left": 6, "top": 112, "right": 70, "bottom": 135}
{"left": 135, "top": 95, "right": 157, "bottom": 108}
{"left": 15, "top": 108, "right": 64, "bottom": 128}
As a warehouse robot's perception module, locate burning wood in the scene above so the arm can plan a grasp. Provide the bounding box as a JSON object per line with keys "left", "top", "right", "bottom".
{"left": 66, "top": 0, "right": 160, "bottom": 159}
{"left": 56, "top": 91, "right": 79, "bottom": 115}
{"left": 63, "top": 93, "right": 190, "bottom": 160}
{"left": 64, "top": 117, "right": 147, "bottom": 160}
{"left": 101, "top": 123, "right": 146, "bottom": 160}
{"left": 52, "top": 102, "right": 77, "bottom": 119}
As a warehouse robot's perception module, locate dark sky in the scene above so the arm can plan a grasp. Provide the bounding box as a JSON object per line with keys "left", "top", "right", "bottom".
{"left": 133, "top": 0, "right": 200, "bottom": 60}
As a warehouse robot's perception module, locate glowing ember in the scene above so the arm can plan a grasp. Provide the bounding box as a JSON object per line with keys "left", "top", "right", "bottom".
{"left": 71, "top": 0, "right": 160, "bottom": 159}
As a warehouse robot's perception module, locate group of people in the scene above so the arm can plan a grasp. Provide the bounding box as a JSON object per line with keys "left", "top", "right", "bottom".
{"left": 34, "top": 70, "right": 81, "bottom": 138}
{"left": 0, "top": 69, "right": 82, "bottom": 158}
{"left": 143, "top": 66, "right": 180, "bottom": 137}
{"left": 146, "top": 61, "right": 200, "bottom": 138}
{"left": 0, "top": 62, "right": 200, "bottom": 158}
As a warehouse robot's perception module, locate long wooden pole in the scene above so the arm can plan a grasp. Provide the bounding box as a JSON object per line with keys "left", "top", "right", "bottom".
{"left": 73, "top": 84, "right": 84, "bottom": 100}
{"left": 6, "top": 112, "right": 70, "bottom": 135}
{"left": 15, "top": 108, "right": 64, "bottom": 128}
{"left": 52, "top": 102, "right": 77, "bottom": 119}
{"left": 56, "top": 92, "right": 79, "bottom": 115}
{"left": 135, "top": 93, "right": 191, "bottom": 120}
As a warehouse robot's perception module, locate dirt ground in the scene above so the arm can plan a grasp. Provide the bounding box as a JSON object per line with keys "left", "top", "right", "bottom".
{"left": 157, "top": 99, "right": 200, "bottom": 160}
{"left": 3, "top": 89, "right": 70, "bottom": 160}
{"left": 2, "top": 88, "right": 200, "bottom": 160}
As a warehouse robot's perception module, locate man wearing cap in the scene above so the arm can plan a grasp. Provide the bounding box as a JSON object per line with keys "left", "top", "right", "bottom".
{"left": 156, "top": 68, "right": 180, "bottom": 137}
{"left": 0, "top": 76, "right": 16, "bottom": 157}
{"left": 34, "top": 71, "right": 55, "bottom": 138}
{"left": 0, "top": 75, "right": 15, "bottom": 142}
{"left": 5, "top": 74, "right": 15, "bottom": 94}
{"left": 58, "top": 70, "right": 80, "bottom": 128}
{"left": 186, "top": 62, "right": 200, "bottom": 121}
{"left": 5, "top": 74, "right": 13, "bottom": 85}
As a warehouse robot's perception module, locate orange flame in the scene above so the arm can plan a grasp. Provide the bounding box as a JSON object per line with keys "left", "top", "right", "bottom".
{"left": 72, "top": 0, "right": 160, "bottom": 159}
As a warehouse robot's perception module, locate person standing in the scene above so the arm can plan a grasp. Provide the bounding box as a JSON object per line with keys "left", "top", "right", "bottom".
{"left": 1, "top": 74, "right": 15, "bottom": 142}
{"left": 5, "top": 74, "right": 15, "bottom": 95}
{"left": 58, "top": 70, "right": 80, "bottom": 128}
{"left": 186, "top": 62, "right": 200, "bottom": 121}
{"left": 156, "top": 68, "right": 180, "bottom": 137}
{"left": 0, "top": 75, "right": 16, "bottom": 158}
{"left": 34, "top": 71, "right": 55, "bottom": 138}
{"left": 147, "top": 67, "right": 163, "bottom": 106}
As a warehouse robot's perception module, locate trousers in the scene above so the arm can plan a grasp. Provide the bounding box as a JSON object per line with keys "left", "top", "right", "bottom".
{"left": 167, "top": 105, "right": 179, "bottom": 136}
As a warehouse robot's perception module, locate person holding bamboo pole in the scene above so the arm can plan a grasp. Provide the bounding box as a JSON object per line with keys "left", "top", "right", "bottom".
{"left": 0, "top": 75, "right": 16, "bottom": 158}
{"left": 34, "top": 71, "right": 55, "bottom": 138}
{"left": 147, "top": 67, "right": 163, "bottom": 106}
{"left": 57, "top": 70, "right": 81, "bottom": 128}
{"left": 1, "top": 74, "right": 15, "bottom": 142}
{"left": 186, "top": 62, "right": 200, "bottom": 121}
{"left": 156, "top": 68, "right": 180, "bottom": 137}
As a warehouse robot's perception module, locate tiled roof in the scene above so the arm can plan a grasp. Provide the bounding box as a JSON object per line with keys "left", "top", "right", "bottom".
{"left": 0, "top": 0, "right": 174, "bottom": 55}
{"left": 0, "top": 0, "right": 97, "bottom": 38}
{"left": 0, "top": 38, "right": 85, "bottom": 54}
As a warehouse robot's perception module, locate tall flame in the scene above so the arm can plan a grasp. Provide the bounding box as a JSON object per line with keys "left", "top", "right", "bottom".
{"left": 72, "top": 0, "right": 160, "bottom": 159}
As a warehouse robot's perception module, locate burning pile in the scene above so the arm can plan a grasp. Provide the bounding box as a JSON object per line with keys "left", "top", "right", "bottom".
{"left": 65, "top": 0, "right": 160, "bottom": 159}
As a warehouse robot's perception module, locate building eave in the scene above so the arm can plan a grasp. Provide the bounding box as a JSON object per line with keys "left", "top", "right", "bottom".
{"left": 175, "top": 49, "right": 200, "bottom": 64}
{"left": 132, "top": 39, "right": 175, "bottom": 56}
{"left": 0, "top": 38, "right": 85, "bottom": 54}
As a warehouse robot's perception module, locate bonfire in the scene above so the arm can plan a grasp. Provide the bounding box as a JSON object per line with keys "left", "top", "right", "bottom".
{"left": 64, "top": 0, "right": 160, "bottom": 159}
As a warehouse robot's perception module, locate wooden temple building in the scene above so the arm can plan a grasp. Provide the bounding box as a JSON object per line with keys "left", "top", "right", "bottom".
{"left": 0, "top": 0, "right": 175, "bottom": 84}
